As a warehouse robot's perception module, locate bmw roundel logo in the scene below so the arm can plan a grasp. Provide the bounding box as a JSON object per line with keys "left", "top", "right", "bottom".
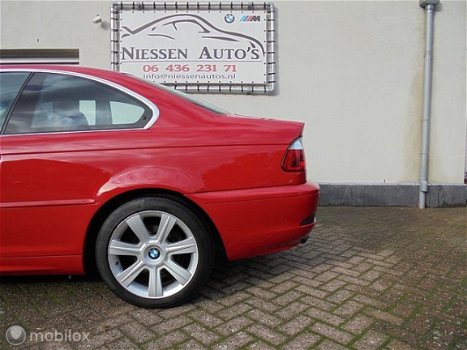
{"left": 224, "top": 13, "right": 235, "bottom": 24}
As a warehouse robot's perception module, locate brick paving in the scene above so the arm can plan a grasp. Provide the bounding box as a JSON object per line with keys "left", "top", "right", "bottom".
{"left": 1, "top": 207, "right": 466, "bottom": 349}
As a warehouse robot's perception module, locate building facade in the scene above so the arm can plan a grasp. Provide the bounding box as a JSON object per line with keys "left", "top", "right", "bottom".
{"left": 1, "top": 0, "right": 466, "bottom": 206}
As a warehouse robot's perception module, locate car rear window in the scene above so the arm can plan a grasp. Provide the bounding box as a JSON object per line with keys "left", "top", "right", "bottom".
{"left": 130, "top": 75, "right": 228, "bottom": 115}
{"left": 155, "top": 83, "right": 228, "bottom": 115}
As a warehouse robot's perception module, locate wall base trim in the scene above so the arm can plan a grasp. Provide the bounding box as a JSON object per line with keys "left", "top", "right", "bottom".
{"left": 318, "top": 183, "right": 467, "bottom": 207}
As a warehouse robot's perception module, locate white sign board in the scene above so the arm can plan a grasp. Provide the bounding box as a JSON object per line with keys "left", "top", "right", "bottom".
{"left": 111, "top": 2, "right": 276, "bottom": 93}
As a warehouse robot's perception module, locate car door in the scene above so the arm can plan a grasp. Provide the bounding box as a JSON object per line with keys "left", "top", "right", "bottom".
{"left": 0, "top": 71, "right": 154, "bottom": 271}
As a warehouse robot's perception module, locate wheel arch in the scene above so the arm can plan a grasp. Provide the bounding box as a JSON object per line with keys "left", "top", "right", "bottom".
{"left": 83, "top": 188, "right": 227, "bottom": 275}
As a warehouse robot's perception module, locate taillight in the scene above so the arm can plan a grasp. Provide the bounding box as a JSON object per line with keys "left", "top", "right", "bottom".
{"left": 282, "top": 138, "right": 306, "bottom": 172}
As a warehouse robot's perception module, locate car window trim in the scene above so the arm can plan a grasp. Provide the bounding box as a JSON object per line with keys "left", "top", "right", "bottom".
{"left": 0, "top": 71, "right": 33, "bottom": 134}
{"left": 0, "top": 68, "right": 160, "bottom": 136}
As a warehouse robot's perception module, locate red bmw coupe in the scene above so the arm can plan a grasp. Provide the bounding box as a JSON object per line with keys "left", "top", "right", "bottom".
{"left": 0, "top": 66, "right": 319, "bottom": 307}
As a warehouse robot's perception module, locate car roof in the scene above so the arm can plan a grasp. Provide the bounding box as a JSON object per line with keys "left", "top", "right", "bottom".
{"left": 1, "top": 65, "right": 127, "bottom": 80}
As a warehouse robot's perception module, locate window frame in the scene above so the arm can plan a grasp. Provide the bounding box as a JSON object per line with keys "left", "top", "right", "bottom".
{"left": 0, "top": 68, "right": 159, "bottom": 136}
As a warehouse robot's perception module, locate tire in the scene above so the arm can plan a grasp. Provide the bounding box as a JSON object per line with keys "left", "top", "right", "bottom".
{"left": 95, "top": 196, "right": 214, "bottom": 308}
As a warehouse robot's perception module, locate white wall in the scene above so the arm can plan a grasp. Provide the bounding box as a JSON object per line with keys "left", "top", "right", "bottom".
{"left": 0, "top": 0, "right": 111, "bottom": 67}
{"left": 429, "top": 0, "right": 466, "bottom": 184}
{"left": 1, "top": 0, "right": 466, "bottom": 185}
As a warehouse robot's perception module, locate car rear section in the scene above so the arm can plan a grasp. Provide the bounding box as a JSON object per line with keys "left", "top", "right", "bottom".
{"left": 101, "top": 72, "right": 321, "bottom": 261}
{"left": 180, "top": 114, "right": 320, "bottom": 260}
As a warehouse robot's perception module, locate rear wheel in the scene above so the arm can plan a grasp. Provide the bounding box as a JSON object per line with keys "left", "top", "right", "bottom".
{"left": 96, "top": 197, "right": 213, "bottom": 308}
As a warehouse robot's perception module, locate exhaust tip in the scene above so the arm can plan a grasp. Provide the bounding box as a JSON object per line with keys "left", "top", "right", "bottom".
{"left": 300, "top": 213, "right": 315, "bottom": 226}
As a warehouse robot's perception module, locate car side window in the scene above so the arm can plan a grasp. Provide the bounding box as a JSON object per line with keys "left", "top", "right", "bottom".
{"left": 5, "top": 72, "right": 152, "bottom": 134}
{"left": 0, "top": 72, "right": 30, "bottom": 131}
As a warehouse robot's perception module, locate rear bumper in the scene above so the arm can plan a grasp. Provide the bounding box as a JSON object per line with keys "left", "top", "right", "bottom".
{"left": 187, "top": 183, "right": 320, "bottom": 260}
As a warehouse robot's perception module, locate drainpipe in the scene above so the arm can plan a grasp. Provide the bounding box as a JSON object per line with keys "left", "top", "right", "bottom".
{"left": 418, "top": 0, "right": 440, "bottom": 209}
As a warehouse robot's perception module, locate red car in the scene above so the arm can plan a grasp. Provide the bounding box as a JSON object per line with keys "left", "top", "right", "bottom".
{"left": 0, "top": 66, "right": 319, "bottom": 308}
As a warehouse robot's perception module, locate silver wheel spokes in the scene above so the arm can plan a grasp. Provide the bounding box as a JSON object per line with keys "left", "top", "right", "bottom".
{"left": 108, "top": 211, "right": 199, "bottom": 299}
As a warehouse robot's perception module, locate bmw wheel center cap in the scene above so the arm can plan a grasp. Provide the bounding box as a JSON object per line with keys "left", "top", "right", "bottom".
{"left": 148, "top": 247, "right": 160, "bottom": 260}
